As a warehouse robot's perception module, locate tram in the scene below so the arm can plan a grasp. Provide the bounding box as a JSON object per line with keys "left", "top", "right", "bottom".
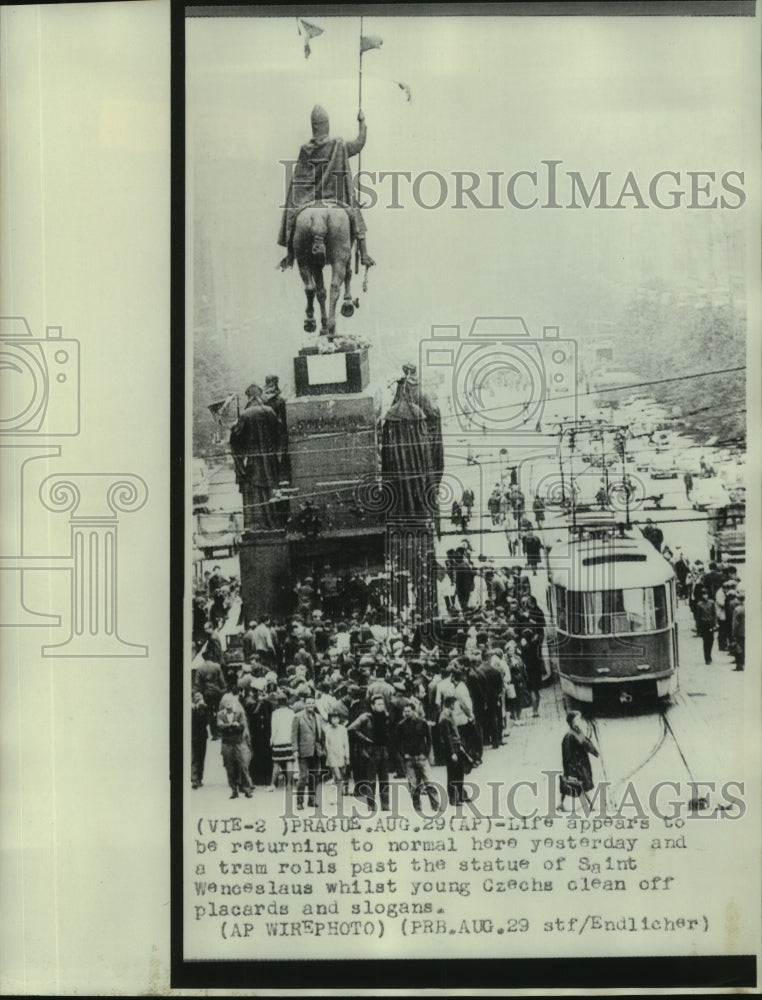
{"left": 545, "top": 512, "right": 678, "bottom": 704}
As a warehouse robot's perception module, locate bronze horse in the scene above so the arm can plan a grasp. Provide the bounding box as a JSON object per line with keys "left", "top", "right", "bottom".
{"left": 293, "top": 204, "right": 356, "bottom": 339}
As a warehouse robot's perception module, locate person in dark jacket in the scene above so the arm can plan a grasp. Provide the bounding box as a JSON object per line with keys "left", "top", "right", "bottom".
{"left": 532, "top": 493, "right": 546, "bottom": 527}
{"left": 461, "top": 488, "right": 475, "bottom": 520}
{"left": 703, "top": 561, "right": 724, "bottom": 601}
{"left": 488, "top": 487, "right": 502, "bottom": 525}
{"left": 242, "top": 621, "right": 258, "bottom": 664}
{"left": 439, "top": 695, "right": 467, "bottom": 806}
{"left": 695, "top": 590, "right": 717, "bottom": 665}
{"left": 731, "top": 589, "right": 745, "bottom": 671}
{"left": 396, "top": 704, "right": 439, "bottom": 812}
{"left": 520, "top": 627, "right": 544, "bottom": 718}
{"left": 476, "top": 652, "right": 506, "bottom": 749}
{"left": 202, "top": 623, "right": 223, "bottom": 665}
{"left": 291, "top": 696, "right": 326, "bottom": 808}
{"left": 345, "top": 685, "right": 369, "bottom": 785}
{"left": 244, "top": 687, "right": 274, "bottom": 786}
{"left": 347, "top": 695, "right": 393, "bottom": 810}
{"left": 560, "top": 711, "right": 599, "bottom": 811}
{"left": 453, "top": 548, "right": 475, "bottom": 610}
{"left": 642, "top": 518, "right": 664, "bottom": 553}
{"left": 192, "top": 592, "right": 209, "bottom": 649}
{"left": 217, "top": 680, "right": 254, "bottom": 799}
{"left": 522, "top": 524, "right": 543, "bottom": 576}
{"left": 193, "top": 658, "right": 226, "bottom": 739}
{"left": 673, "top": 551, "right": 690, "bottom": 600}
{"left": 191, "top": 691, "right": 208, "bottom": 789}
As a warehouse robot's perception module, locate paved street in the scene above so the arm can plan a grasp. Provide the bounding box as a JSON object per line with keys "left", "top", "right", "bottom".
{"left": 190, "top": 416, "right": 746, "bottom": 818}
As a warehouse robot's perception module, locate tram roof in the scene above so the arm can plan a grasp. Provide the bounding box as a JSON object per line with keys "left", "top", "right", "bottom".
{"left": 548, "top": 531, "right": 675, "bottom": 590}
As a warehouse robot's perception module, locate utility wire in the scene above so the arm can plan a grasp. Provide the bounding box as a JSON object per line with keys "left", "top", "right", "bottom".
{"left": 196, "top": 400, "right": 747, "bottom": 463}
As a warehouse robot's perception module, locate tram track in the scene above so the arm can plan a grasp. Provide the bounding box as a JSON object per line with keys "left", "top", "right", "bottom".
{"left": 581, "top": 705, "right": 708, "bottom": 814}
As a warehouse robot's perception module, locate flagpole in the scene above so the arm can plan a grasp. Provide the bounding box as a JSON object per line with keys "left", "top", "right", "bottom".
{"left": 358, "top": 16, "right": 364, "bottom": 111}
{"left": 358, "top": 16, "right": 364, "bottom": 180}
{"left": 357, "top": 15, "right": 364, "bottom": 225}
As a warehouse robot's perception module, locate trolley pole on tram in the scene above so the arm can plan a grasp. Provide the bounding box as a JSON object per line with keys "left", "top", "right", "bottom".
{"left": 614, "top": 426, "right": 631, "bottom": 529}
{"left": 598, "top": 422, "right": 610, "bottom": 494}
{"left": 567, "top": 425, "right": 577, "bottom": 531}
{"left": 553, "top": 427, "right": 564, "bottom": 507}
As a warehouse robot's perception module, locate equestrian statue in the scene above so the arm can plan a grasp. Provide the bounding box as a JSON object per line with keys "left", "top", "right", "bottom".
{"left": 278, "top": 105, "right": 375, "bottom": 340}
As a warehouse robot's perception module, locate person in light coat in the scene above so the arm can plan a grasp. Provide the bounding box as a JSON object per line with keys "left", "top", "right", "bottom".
{"left": 324, "top": 711, "right": 351, "bottom": 796}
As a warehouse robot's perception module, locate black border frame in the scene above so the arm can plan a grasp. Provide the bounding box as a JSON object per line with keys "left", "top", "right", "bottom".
{"left": 171, "top": 1, "right": 757, "bottom": 989}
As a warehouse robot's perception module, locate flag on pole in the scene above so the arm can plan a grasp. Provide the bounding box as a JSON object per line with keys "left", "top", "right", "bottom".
{"left": 395, "top": 81, "right": 412, "bottom": 103}
{"left": 208, "top": 394, "right": 237, "bottom": 423}
{"left": 360, "top": 35, "right": 383, "bottom": 53}
{"left": 297, "top": 18, "right": 324, "bottom": 58}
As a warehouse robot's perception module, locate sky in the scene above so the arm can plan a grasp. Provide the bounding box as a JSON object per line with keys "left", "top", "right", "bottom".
{"left": 186, "top": 12, "right": 755, "bottom": 400}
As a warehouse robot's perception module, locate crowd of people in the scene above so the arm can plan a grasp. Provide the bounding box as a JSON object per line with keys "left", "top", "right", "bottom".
{"left": 671, "top": 553, "right": 746, "bottom": 670}
{"left": 191, "top": 556, "right": 550, "bottom": 811}
{"left": 484, "top": 483, "right": 546, "bottom": 561}
{"left": 190, "top": 520, "right": 747, "bottom": 812}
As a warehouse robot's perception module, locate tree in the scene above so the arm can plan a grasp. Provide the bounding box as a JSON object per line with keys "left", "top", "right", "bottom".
{"left": 193, "top": 332, "right": 236, "bottom": 456}
{"left": 615, "top": 286, "right": 745, "bottom": 446}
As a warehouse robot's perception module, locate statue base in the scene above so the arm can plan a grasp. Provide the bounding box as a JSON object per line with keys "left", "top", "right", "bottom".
{"left": 286, "top": 390, "right": 382, "bottom": 533}
{"left": 287, "top": 526, "right": 386, "bottom": 583}
{"left": 294, "top": 345, "right": 369, "bottom": 396}
{"left": 238, "top": 530, "right": 292, "bottom": 622}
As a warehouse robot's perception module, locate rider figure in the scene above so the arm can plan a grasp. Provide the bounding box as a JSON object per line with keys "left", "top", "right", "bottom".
{"left": 278, "top": 105, "right": 375, "bottom": 270}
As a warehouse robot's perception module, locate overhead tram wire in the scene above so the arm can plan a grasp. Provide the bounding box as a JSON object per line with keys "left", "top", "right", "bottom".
{"left": 197, "top": 395, "right": 747, "bottom": 463}
{"left": 196, "top": 419, "right": 747, "bottom": 473}
{"left": 200, "top": 483, "right": 725, "bottom": 524}
{"left": 443, "top": 364, "right": 745, "bottom": 423}
{"left": 196, "top": 364, "right": 745, "bottom": 464}
{"left": 196, "top": 374, "right": 746, "bottom": 512}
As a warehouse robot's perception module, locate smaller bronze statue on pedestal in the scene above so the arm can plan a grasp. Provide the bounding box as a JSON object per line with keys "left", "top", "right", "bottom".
{"left": 230, "top": 383, "right": 284, "bottom": 533}
{"left": 381, "top": 363, "right": 444, "bottom": 521}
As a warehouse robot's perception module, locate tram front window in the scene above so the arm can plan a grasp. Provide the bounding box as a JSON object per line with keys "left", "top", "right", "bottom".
{"left": 567, "top": 585, "right": 668, "bottom": 634}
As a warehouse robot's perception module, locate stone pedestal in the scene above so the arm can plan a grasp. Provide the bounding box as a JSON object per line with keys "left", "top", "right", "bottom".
{"left": 238, "top": 530, "right": 292, "bottom": 622}
{"left": 294, "top": 346, "right": 369, "bottom": 396}
{"left": 286, "top": 349, "right": 382, "bottom": 533}
{"left": 287, "top": 393, "right": 377, "bottom": 486}
{"left": 287, "top": 528, "right": 386, "bottom": 584}
{"left": 237, "top": 345, "right": 391, "bottom": 620}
